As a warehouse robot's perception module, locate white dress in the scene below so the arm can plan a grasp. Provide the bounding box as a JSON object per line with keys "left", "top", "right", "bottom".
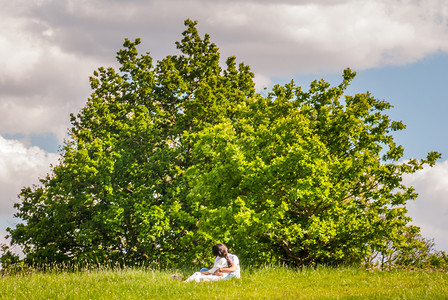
{"left": 225, "top": 254, "right": 241, "bottom": 279}
{"left": 184, "top": 256, "right": 229, "bottom": 282}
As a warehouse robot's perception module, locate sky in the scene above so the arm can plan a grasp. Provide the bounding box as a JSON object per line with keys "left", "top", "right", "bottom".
{"left": 1, "top": 0, "right": 448, "bottom": 255}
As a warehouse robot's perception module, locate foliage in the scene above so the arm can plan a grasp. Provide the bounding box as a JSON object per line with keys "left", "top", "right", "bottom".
{"left": 4, "top": 20, "right": 440, "bottom": 268}
{"left": 368, "top": 232, "right": 448, "bottom": 270}
{"left": 0, "top": 244, "right": 21, "bottom": 272}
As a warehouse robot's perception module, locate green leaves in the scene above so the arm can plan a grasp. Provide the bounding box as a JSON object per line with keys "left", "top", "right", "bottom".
{"left": 6, "top": 20, "right": 440, "bottom": 268}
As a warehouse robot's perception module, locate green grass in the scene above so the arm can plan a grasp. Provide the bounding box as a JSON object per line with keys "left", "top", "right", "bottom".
{"left": 0, "top": 266, "right": 447, "bottom": 299}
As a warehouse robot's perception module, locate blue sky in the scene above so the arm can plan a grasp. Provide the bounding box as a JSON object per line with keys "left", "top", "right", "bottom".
{"left": 1, "top": 0, "right": 447, "bottom": 254}
{"left": 292, "top": 52, "right": 448, "bottom": 161}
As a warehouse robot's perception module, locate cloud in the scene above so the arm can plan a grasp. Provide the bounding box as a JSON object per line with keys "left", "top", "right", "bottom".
{"left": 2, "top": 0, "right": 448, "bottom": 140}
{"left": 0, "top": 135, "right": 59, "bottom": 243}
{"left": 403, "top": 160, "right": 448, "bottom": 252}
{"left": 0, "top": 5, "right": 110, "bottom": 140}
{"left": 203, "top": 0, "right": 448, "bottom": 76}
{"left": 10, "top": 1, "right": 448, "bottom": 73}
{"left": 0, "top": 1, "right": 119, "bottom": 141}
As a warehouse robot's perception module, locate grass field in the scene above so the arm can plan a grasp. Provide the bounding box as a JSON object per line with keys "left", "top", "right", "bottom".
{"left": 1, "top": 266, "right": 447, "bottom": 299}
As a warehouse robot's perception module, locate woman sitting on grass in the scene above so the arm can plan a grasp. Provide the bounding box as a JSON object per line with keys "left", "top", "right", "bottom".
{"left": 184, "top": 244, "right": 237, "bottom": 282}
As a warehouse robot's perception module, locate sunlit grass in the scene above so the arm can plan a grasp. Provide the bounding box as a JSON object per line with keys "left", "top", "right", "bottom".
{"left": 0, "top": 265, "right": 447, "bottom": 299}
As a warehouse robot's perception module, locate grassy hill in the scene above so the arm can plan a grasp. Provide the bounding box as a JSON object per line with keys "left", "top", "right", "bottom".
{"left": 1, "top": 266, "right": 447, "bottom": 299}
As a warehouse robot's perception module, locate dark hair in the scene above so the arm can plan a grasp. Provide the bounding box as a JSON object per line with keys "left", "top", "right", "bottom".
{"left": 212, "top": 243, "right": 233, "bottom": 268}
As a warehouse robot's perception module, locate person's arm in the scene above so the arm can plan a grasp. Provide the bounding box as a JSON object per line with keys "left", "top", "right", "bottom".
{"left": 213, "top": 264, "right": 236, "bottom": 275}
{"left": 213, "top": 256, "right": 238, "bottom": 274}
{"left": 207, "top": 257, "right": 227, "bottom": 275}
{"left": 220, "top": 263, "right": 237, "bottom": 273}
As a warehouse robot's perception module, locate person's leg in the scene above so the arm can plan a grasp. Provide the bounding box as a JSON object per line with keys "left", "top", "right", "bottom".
{"left": 200, "top": 275, "right": 224, "bottom": 282}
{"left": 184, "top": 272, "right": 202, "bottom": 282}
{"left": 185, "top": 272, "right": 224, "bottom": 282}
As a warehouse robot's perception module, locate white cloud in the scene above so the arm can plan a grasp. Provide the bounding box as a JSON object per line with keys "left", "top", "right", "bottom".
{"left": 208, "top": 0, "right": 448, "bottom": 77}
{"left": 0, "top": 28, "right": 42, "bottom": 81}
{"left": 0, "top": 135, "right": 59, "bottom": 244}
{"left": 404, "top": 160, "right": 448, "bottom": 252}
{"left": 0, "top": 100, "right": 69, "bottom": 141}
{"left": 2, "top": 0, "right": 448, "bottom": 139}
{"left": 0, "top": 1, "right": 117, "bottom": 141}
{"left": 0, "top": 0, "right": 53, "bottom": 80}
{"left": 0, "top": 28, "right": 109, "bottom": 140}
{"left": 0, "top": 229, "right": 8, "bottom": 246}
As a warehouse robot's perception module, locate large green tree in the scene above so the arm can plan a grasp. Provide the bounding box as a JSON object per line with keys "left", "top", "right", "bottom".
{"left": 6, "top": 20, "right": 439, "bottom": 267}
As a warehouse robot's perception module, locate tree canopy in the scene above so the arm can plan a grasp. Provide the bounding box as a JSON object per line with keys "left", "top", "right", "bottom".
{"left": 5, "top": 20, "right": 440, "bottom": 268}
